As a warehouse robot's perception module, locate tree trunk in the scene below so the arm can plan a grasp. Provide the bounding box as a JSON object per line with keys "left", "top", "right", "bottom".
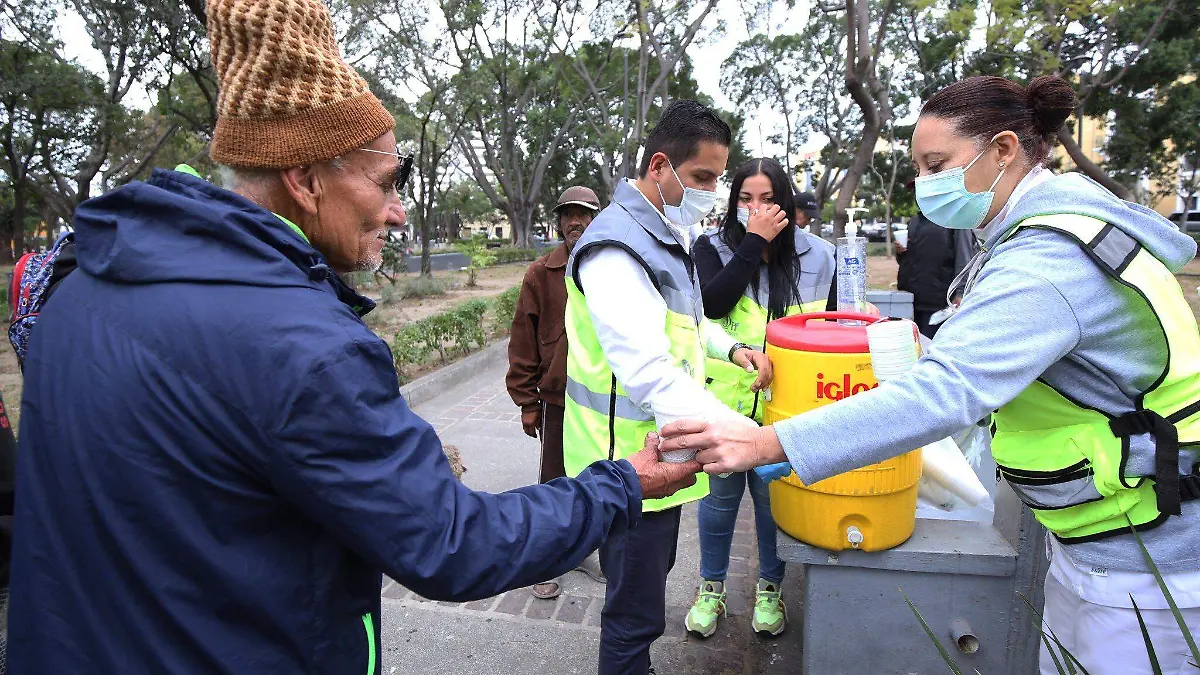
{"left": 511, "top": 203, "right": 534, "bottom": 248}
{"left": 1057, "top": 128, "right": 1134, "bottom": 201}
{"left": 833, "top": 126, "right": 880, "bottom": 239}
{"left": 10, "top": 184, "right": 26, "bottom": 260}
{"left": 5, "top": 182, "right": 25, "bottom": 264}
{"left": 420, "top": 215, "right": 432, "bottom": 276}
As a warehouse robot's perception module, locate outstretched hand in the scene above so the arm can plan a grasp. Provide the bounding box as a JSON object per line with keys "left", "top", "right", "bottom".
{"left": 658, "top": 418, "right": 787, "bottom": 475}
{"left": 625, "top": 432, "right": 702, "bottom": 500}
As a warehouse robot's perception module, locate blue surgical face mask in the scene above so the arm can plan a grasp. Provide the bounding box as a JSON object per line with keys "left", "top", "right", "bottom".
{"left": 658, "top": 161, "right": 718, "bottom": 227}
{"left": 914, "top": 140, "right": 1006, "bottom": 230}
{"left": 736, "top": 207, "right": 750, "bottom": 226}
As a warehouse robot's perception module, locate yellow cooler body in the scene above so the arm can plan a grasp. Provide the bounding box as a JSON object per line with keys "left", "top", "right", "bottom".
{"left": 764, "top": 312, "right": 921, "bottom": 552}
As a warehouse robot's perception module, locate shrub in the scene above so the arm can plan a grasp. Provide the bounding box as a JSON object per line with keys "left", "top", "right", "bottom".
{"left": 390, "top": 296, "right": 492, "bottom": 380}
{"left": 490, "top": 247, "right": 538, "bottom": 265}
{"left": 455, "top": 236, "right": 497, "bottom": 287}
{"left": 490, "top": 285, "right": 521, "bottom": 336}
{"left": 451, "top": 299, "right": 489, "bottom": 355}
{"left": 399, "top": 275, "right": 449, "bottom": 299}
{"left": 345, "top": 270, "right": 374, "bottom": 290}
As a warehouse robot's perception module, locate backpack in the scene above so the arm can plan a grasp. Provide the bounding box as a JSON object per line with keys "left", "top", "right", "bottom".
{"left": 8, "top": 232, "right": 77, "bottom": 369}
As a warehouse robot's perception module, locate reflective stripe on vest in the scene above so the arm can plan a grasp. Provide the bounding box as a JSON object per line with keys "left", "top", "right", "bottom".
{"left": 702, "top": 229, "right": 834, "bottom": 423}
{"left": 990, "top": 214, "right": 1200, "bottom": 543}
{"left": 566, "top": 376, "right": 654, "bottom": 422}
{"left": 562, "top": 195, "right": 710, "bottom": 511}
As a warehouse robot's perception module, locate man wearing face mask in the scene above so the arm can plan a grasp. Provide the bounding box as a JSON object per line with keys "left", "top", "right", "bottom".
{"left": 564, "top": 100, "right": 771, "bottom": 675}
{"left": 507, "top": 185, "right": 602, "bottom": 600}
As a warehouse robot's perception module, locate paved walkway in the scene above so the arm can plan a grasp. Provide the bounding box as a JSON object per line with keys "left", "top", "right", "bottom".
{"left": 379, "top": 353, "right": 804, "bottom": 674}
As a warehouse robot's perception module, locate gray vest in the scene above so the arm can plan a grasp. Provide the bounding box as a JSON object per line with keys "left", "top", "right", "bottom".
{"left": 703, "top": 227, "right": 835, "bottom": 310}
{"left": 568, "top": 181, "right": 705, "bottom": 325}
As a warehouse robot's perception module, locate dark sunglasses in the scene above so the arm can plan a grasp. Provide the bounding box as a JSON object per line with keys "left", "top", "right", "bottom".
{"left": 354, "top": 148, "right": 414, "bottom": 193}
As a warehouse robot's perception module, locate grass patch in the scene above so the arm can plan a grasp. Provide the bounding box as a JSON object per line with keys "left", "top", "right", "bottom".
{"left": 397, "top": 275, "right": 451, "bottom": 299}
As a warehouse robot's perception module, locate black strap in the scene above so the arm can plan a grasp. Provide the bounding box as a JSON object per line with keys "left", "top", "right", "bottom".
{"left": 1181, "top": 470, "right": 1200, "bottom": 503}
{"left": 1110, "top": 410, "right": 1182, "bottom": 516}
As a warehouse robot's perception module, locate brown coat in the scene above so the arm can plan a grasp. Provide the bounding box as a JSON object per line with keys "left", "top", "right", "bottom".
{"left": 506, "top": 244, "right": 568, "bottom": 412}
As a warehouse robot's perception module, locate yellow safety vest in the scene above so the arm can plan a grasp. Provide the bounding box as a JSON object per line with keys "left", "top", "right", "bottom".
{"left": 562, "top": 183, "right": 709, "bottom": 511}
{"left": 991, "top": 214, "right": 1200, "bottom": 543}
{"left": 701, "top": 229, "right": 834, "bottom": 423}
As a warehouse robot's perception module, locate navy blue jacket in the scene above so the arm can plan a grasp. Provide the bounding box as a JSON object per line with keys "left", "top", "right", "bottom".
{"left": 8, "top": 169, "right": 643, "bottom": 674}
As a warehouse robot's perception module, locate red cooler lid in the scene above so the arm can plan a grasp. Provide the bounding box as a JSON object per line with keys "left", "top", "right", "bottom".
{"left": 766, "top": 312, "right": 877, "bottom": 353}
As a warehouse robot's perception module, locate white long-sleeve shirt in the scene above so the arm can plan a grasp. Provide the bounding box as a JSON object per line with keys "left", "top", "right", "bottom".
{"left": 576, "top": 182, "right": 742, "bottom": 430}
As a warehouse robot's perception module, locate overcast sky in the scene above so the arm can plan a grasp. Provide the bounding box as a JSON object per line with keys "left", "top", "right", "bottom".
{"left": 59, "top": 1, "right": 830, "bottom": 154}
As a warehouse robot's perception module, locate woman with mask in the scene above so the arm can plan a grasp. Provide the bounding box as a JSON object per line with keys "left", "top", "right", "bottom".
{"left": 683, "top": 158, "right": 836, "bottom": 640}
{"left": 664, "top": 75, "right": 1200, "bottom": 675}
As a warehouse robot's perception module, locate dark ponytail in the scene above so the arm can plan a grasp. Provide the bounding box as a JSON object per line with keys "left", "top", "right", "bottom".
{"left": 920, "top": 75, "right": 1079, "bottom": 164}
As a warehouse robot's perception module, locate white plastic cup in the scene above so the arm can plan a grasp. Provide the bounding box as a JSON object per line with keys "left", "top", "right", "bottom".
{"left": 894, "top": 230, "right": 908, "bottom": 248}
{"left": 867, "top": 319, "right": 920, "bottom": 381}
{"left": 655, "top": 408, "right": 703, "bottom": 463}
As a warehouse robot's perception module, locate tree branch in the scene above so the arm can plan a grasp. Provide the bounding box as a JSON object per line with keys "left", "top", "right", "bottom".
{"left": 1057, "top": 127, "right": 1133, "bottom": 201}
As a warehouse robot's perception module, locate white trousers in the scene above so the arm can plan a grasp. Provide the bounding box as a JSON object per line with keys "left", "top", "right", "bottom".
{"left": 1040, "top": 569, "right": 1200, "bottom": 675}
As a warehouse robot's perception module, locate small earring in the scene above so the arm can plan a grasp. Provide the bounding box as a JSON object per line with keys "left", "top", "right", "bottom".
{"left": 999, "top": 161, "right": 1006, "bottom": 168}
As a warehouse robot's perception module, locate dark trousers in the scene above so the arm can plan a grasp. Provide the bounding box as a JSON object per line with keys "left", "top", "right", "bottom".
{"left": 598, "top": 507, "right": 681, "bottom": 675}
{"left": 913, "top": 309, "right": 942, "bottom": 339}
{"left": 539, "top": 402, "right": 566, "bottom": 483}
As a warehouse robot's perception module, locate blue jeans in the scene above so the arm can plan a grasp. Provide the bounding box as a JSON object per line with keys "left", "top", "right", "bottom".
{"left": 697, "top": 470, "right": 785, "bottom": 584}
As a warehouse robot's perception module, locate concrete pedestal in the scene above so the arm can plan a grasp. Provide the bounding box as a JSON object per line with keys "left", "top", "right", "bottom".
{"left": 777, "top": 483, "right": 1049, "bottom": 674}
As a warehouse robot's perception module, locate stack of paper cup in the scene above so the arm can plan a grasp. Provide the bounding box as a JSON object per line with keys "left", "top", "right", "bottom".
{"left": 866, "top": 319, "right": 920, "bottom": 381}
{"left": 866, "top": 319, "right": 990, "bottom": 509}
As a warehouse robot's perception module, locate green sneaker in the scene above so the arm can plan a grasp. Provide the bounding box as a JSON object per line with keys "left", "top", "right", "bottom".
{"left": 752, "top": 579, "right": 787, "bottom": 637}
{"left": 684, "top": 580, "right": 727, "bottom": 638}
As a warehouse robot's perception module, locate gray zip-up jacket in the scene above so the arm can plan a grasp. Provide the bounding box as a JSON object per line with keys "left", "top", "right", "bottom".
{"left": 775, "top": 172, "right": 1200, "bottom": 574}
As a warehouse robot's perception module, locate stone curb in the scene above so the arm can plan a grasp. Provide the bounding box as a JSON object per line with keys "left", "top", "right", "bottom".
{"left": 400, "top": 337, "right": 510, "bottom": 409}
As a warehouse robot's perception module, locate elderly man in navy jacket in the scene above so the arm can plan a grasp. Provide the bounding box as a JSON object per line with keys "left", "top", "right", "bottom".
{"left": 6, "top": 1, "right": 699, "bottom": 673}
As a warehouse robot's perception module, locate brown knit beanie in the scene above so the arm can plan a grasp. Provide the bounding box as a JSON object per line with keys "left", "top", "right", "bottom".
{"left": 206, "top": 0, "right": 395, "bottom": 169}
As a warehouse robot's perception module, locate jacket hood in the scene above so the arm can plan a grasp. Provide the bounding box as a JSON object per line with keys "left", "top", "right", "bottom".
{"left": 77, "top": 169, "right": 317, "bottom": 286}
{"left": 994, "top": 172, "right": 1197, "bottom": 272}
{"left": 71, "top": 168, "right": 373, "bottom": 311}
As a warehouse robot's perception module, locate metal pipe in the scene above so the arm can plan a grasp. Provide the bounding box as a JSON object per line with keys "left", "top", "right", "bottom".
{"left": 949, "top": 618, "right": 979, "bottom": 654}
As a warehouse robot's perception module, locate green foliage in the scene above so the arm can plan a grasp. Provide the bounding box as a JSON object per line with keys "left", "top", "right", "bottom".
{"left": 490, "top": 285, "right": 521, "bottom": 335}
{"left": 973, "top": 0, "right": 1196, "bottom": 200}
{"left": 490, "top": 247, "right": 538, "bottom": 265}
{"left": 389, "top": 290, "right": 518, "bottom": 382}
{"left": 721, "top": 33, "right": 809, "bottom": 173}
{"left": 451, "top": 299, "right": 489, "bottom": 354}
{"left": 398, "top": 275, "right": 449, "bottom": 299}
{"left": 455, "top": 236, "right": 497, "bottom": 287}
{"left": 442, "top": 180, "right": 500, "bottom": 224}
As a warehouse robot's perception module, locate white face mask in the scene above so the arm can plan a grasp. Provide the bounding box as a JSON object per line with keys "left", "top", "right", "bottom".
{"left": 658, "top": 160, "right": 718, "bottom": 227}
{"left": 736, "top": 207, "right": 750, "bottom": 226}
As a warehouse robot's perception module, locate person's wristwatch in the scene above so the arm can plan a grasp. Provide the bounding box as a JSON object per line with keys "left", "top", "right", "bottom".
{"left": 728, "top": 342, "right": 752, "bottom": 361}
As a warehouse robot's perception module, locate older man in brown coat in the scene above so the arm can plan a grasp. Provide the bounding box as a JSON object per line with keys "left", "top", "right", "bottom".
{"left": 507, "top": 186, "right": 601, "bottom": 598}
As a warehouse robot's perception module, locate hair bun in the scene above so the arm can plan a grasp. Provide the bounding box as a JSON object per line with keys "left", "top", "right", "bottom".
{"left": 1026, "top": 76, "right": 1078, "bottom": 136}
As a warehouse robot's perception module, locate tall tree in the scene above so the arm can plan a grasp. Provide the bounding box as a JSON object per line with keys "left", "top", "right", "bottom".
{"left": 978, "top": 0, "right": 1181, "bottom": 200}
{"left": 33, "top": 0, "right": 180, "bottom": 224}
{"left": 897, "top": 0, "right": 976, "bottom": 102}
{"left": 821, "top": 0, "right": 899, "bottom": 238}
{"left": 419, "top": 0, "right": 588, "bottom": 247}
{"left": 0, "top": 37, "right": 97, "bottom": 260}
{"left": 563, "top": 0, "right": 722, "bottom": 194}
{"left": 1096, "top": 3, "right": 1199, "bottom": 215}
{"left": 721, "top": 33, "right": 808, "bottom": 177}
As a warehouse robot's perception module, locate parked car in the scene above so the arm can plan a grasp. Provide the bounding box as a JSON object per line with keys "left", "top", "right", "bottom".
{"left": 1169, "top": 211, "right": 1200, "bottom": 234}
